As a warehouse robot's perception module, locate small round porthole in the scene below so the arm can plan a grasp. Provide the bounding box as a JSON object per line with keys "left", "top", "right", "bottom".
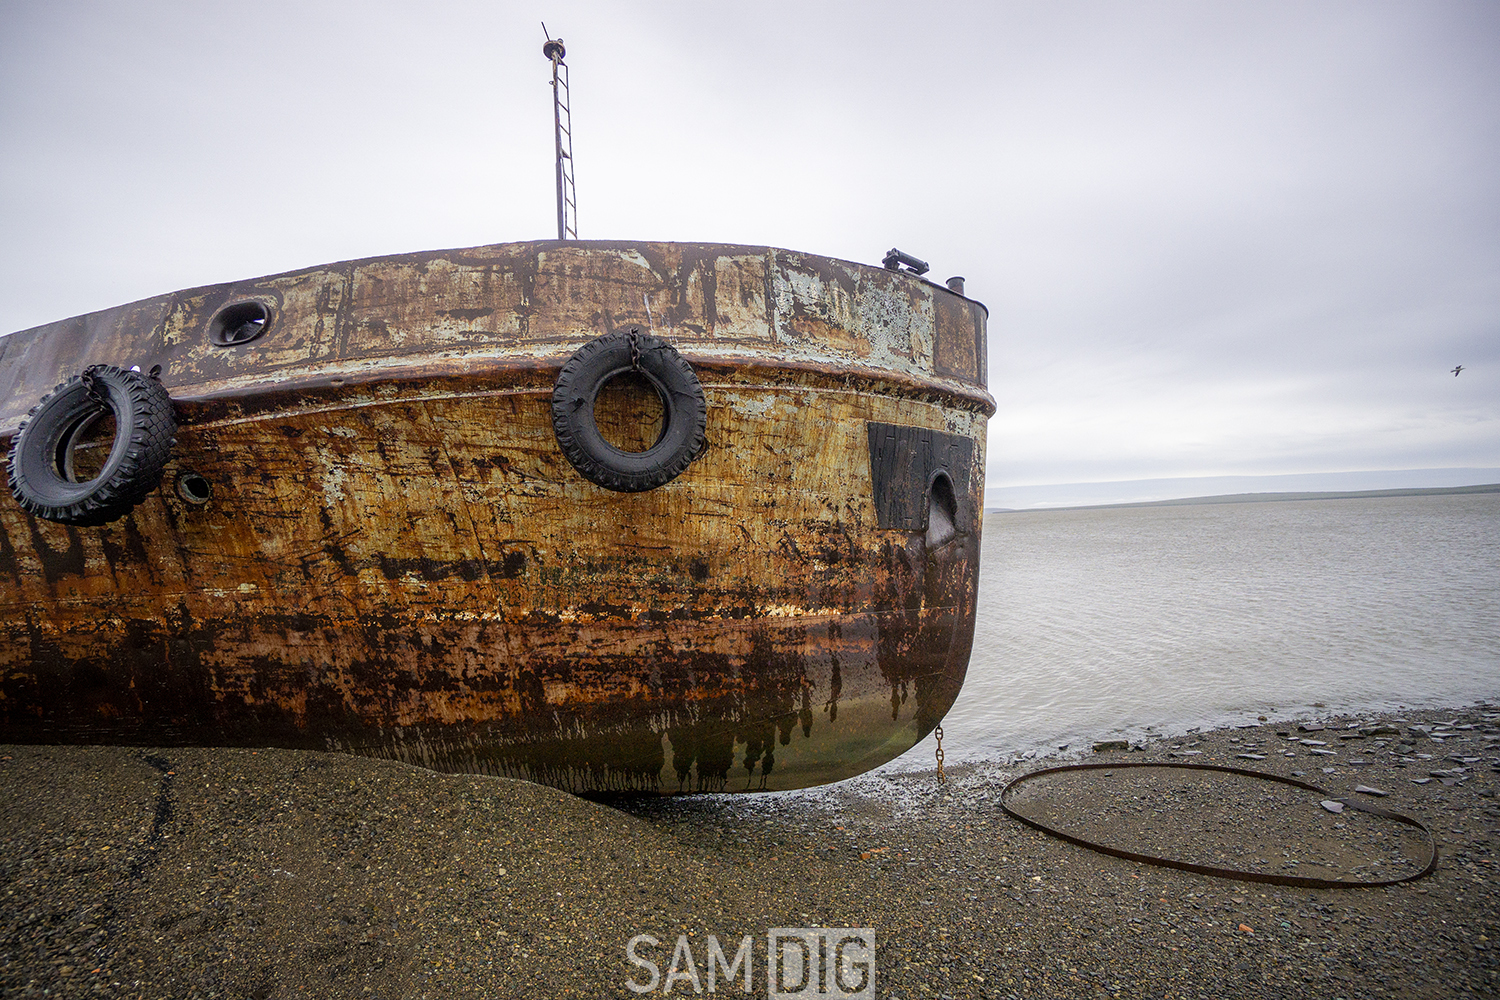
{"left": 176, "top": 471, "right": 213, "bottom": 505}
{"left": 208, "top": 301, "right": 273, "bottom": 347}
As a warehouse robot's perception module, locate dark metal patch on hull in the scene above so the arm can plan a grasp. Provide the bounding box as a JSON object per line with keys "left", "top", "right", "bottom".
{"left": 866, "top": 422, "right": 974, "bottom": 531}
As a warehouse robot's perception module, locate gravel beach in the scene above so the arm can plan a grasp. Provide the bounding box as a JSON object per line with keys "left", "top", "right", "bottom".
{"left": 3, "top": 704, "right": 1496, "bottom": 999}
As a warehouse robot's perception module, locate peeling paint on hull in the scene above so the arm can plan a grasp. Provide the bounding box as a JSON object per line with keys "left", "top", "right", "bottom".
{"left": 0, "top": 241, "right": 992, "bottom": 794}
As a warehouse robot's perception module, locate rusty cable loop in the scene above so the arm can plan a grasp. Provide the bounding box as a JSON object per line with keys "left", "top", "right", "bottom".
{"left": 935, "top": 726, "right": 945, "bottom": 781}
{"left": 999, "top": 761, "right": 1437, "bottom": 889}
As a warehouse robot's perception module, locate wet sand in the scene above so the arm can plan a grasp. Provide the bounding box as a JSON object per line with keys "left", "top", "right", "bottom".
{"left": 2, "top": 705, "right": 1495, "bottom": 999}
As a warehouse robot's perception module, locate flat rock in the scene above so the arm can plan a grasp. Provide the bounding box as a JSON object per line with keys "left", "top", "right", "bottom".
{"left": 1354, "top": 785, "right": 1389, "bottom": 797}
{"left": 1321, "top": 800, "right": 1345, "bottom": 813}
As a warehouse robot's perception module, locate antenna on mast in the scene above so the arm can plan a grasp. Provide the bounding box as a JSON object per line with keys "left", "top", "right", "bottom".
{"left": 542, "top": 23, "right": 578, "bottom": 241}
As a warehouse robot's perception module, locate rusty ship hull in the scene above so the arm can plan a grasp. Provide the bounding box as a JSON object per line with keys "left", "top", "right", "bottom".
{"left": 0, "top": 241, "right": 992, "bottom": 794}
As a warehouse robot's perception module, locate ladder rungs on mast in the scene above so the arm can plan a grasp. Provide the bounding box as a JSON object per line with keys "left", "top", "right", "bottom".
{"left": 543, "top": 28, "right": 579, "bottom": 240}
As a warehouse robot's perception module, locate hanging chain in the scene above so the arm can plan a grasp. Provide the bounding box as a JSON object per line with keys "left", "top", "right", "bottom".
{"left": 935, "top": 726, "right": 945, "bottom": 782}
{"left": 628, "top": 328, "right": 641, "bottom": 371}
{"left": 80, "top": 365, "right": 107, "bottom": 407}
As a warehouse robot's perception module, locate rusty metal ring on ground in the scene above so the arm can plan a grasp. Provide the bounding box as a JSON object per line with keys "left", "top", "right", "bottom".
{"left": 550, "top": 329, "right": 707, "bottom": 493}
{"left": 999, "top": 761, "right": 1437, "bottom": 889}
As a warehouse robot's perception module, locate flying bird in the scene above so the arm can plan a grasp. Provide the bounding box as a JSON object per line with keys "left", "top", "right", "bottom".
{"left": 1452, "top": 365, "right": 1464, "bottom": 376}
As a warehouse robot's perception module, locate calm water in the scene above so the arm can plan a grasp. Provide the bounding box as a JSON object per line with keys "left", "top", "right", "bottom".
{"left": 897, "top": 492, "right": 1500, "bottom": 768}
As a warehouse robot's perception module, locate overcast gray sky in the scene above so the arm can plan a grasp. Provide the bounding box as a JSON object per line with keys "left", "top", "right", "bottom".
{"left": 2, "top": 1, "right": 1496, "bottom": 500}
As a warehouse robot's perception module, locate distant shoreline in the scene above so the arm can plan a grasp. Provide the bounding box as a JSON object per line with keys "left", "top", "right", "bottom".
{"left": 988, "top": 481, "right": 1500, "bottom": 514}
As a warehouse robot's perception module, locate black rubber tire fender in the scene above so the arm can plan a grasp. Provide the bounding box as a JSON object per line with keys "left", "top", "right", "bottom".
{"left": 7, "top": 365, "right": 177, "bottom": 526}
{"left": 550, "top": 329, "right": 707, "bottom": 493}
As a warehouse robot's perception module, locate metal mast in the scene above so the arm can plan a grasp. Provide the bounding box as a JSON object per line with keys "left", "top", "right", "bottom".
{"left": 542, "top": 26, "right": 577, "bottom": 240}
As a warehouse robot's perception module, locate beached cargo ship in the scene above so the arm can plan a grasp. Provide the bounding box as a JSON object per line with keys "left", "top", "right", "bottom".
{"left": 0, "top": 240, "right": 992, "bottom": 793}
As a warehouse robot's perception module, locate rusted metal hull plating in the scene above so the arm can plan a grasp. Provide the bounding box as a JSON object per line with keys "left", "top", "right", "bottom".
{"left": 0, "top": 241, "right": 993, "bottom": 794}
